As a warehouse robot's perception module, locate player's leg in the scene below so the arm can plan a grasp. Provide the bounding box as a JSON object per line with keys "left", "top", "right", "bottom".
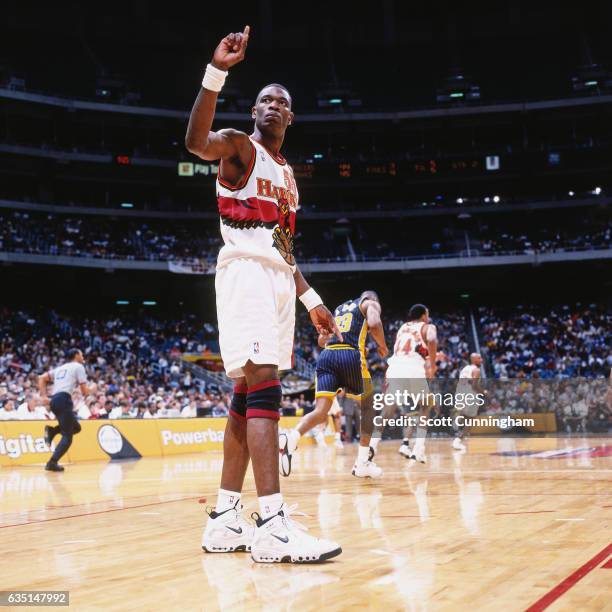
{"left": 202, "top": 378, "right": 253, "bottom": 553}
{"left": 45, "top": 393, "right": 74, "bottom": 471}
{"left": 452, "top": 408, "right": 467, "bottom": 451}
{"left": 352, "top": 389, "right": 383, "bottom": 478}
{"left": 411, "top": 402, "right": 429, "bottom": 463}
{"left": 203, "top": 260, "right": 266, "bottom": 553}
{"left": 349, "top": 355, "right": 382, "bottom": 478}
{"left": 249, "top": 266, "right": 341, "bottom": 563}
{"left": 331, "top": 410, "right": 343, "bottom": 448}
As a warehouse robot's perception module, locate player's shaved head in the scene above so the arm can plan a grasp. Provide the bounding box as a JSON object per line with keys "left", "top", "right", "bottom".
{"left": 361, "top": 290, "right": 379, "bottom": 303}
{"left": 470, "top": 353, "right": 482, "bottom": 365}
{"left": 408, "top": 304, "right": 428, "bottom": 321}
{"left": 256, "top": 83, "right": 292, "bottom": 107}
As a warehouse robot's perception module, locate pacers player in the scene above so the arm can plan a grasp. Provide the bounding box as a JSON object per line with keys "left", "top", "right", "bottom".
{"left": 383, "top": 304, "right": 438, "bottom": 464}
{"left": 37, "top": 348, "right": 97, "bottom": 472}
{"left": 452, "top": 353, "right": 483, "bottom": 451}
{"left": 186, "top": 25, "right": 342, "bottom": 563}
{"left": 279, "top": 291, "right": 389, "bottom": 478}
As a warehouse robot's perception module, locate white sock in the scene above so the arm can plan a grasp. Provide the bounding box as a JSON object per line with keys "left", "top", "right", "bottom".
{"left": 215, "top": 488, "right": 240, "bottom": 513}
{"left": 370, "top": 437, "right": 380, "bottom": 450}
{"left": 259, "top": 493, "right": 283, "bottom": 520}
{"left": 357, "top": 445, "right": 370, "bottom": 464}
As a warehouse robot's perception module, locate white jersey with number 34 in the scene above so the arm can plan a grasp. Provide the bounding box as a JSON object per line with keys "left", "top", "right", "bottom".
{"left": 387, "top": 321, "right": 428, "bottom": 378}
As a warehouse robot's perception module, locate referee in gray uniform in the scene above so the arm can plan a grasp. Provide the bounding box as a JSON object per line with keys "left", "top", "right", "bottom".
{"left": 38, "top": 349, "right": 97, "bottom": 471}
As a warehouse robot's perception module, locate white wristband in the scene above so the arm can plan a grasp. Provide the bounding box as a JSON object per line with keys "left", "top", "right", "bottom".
{"left": 299, "top": 288, "right": 323, "bottom": 311}
{"left": 202, "top": 63, "right": 228, "bottom": 92}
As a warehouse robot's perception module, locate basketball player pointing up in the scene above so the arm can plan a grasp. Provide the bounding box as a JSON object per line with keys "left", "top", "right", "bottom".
{"left": 186, "top": 26, "right": 343, "bottom": 563}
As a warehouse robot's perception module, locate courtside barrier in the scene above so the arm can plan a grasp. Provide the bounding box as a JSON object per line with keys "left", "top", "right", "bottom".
{"left": 0, "top": 417, "right": 333, "bottom": 466}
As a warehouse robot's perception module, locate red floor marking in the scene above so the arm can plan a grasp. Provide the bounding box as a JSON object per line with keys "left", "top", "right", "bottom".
{"left": 495, "top": 510, "right": 556, "bottom": 515}
{"left": 525, "top": 542, "right": 612, "bottom": 612}
{"left": 602, "top": 558, "right": 612, "bottom": 569}
{"left": 0, "top": 493, "right": 192, "bottom": 521}
{"left": 0, "top": 495, "right": 201, "bottom": 529}
{"left": 381, "top": 515, "right": 428, "bottom": 518}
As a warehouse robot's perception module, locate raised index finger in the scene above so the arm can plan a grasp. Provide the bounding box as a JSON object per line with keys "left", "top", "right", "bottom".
{"left": 241, "top": 25, "right": 250, "bottom": 50}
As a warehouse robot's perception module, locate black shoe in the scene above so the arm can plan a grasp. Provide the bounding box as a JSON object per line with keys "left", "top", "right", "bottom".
{"left": 45, "top": 461, "right": 64, "bottom": 472}
{"left": 44, "top": 425, "right": 54, "bottom": 447}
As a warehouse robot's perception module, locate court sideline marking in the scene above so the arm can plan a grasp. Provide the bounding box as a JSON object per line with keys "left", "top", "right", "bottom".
{"left": 525, "top": 542, "right": 612, "bottom": 611}
{"left": 0, "top": 495, "right": 201, "bottom": 529}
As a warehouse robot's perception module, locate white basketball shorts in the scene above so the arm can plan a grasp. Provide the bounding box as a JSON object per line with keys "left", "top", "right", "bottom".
{"left": 215, "top": 258, "right": 296, "bottom": 379}
{"left": 385, "top": 356, "right": 429, "bottom": 411}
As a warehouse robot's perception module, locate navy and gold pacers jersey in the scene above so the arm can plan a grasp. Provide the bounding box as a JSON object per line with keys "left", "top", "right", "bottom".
{"left": 315, "top": 296, "right": 372, "bottom": 400}
{"left": 325, "top": 297, "right": 368, "bottom": 353}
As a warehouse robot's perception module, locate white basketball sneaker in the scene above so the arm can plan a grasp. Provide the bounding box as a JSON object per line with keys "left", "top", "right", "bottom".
{"left": 411, "top": 446, "right": 427, "bottom": 464}
{"left": 399, "top": 442, "right": 412, "bottom": 458}
{"left": 279, "top": 430, "right": 300, "bottom": 477}
{"left": 352, "top": 460, "right": 383, "bottom": 479}
{"left": 452, "top": 437, "right": 466, "bottom": 451}
{"left": 250, "top": 503, "right": 342, "bottom": 564}
{"left": 202, "top": 502, "right": 254, "bottom": 553}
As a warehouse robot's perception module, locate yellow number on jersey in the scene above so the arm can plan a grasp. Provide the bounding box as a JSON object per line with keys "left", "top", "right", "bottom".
{"left": 335, "top": 313, "right": 353, "bottom": 333}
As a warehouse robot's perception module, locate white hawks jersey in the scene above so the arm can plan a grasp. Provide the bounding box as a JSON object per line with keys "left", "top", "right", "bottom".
{"left": 216, "top": 137, "right": 299, "bottom": 271}
{"left": 392, "top": 321, "right": 429, "bottom": 361}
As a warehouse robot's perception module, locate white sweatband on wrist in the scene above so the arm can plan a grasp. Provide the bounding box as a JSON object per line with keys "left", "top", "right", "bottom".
{"left": 202, "top": 63, "right": 228, "bottom": 92}
{"left": 299, "top": 288, "right": 323, "bottom": 311}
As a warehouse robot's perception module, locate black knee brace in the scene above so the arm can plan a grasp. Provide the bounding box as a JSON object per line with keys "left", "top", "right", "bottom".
{"left": 230, "top": 384, "right": 247, "bottom": 420}
{"left": 246, "top": 380, "right": 282, "bottom": 420}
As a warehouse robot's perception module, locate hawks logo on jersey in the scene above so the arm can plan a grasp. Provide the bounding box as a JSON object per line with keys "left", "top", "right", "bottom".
{"left": 272, "top": 196, "right": 295, "bottom": 266}
{"left": 216, "top": 139, "right": 299, "bottom": 270}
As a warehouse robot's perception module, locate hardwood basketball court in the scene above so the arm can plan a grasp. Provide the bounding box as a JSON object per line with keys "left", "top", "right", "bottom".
{"left": 2, "top": 437, "right": 610, "bottom": 611}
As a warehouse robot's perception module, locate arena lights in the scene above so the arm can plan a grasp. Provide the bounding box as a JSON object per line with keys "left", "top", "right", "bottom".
{"left": 568, "top": 191, "right": 575, "bottom": 197}
{"left": 313, "top": 153, "right": 324, "bottom": 159}
{"left": 493, "top": 195, "right": 500, "bottom": 203}
{"left": 436, "top": 74, "right": 481, "bottom": 104}
{"left": 115, "top": 300, "right": 130, "bottom": 305}
{"left": 121, "top": 202, "right": 134, "bottom": 209}
{"left": 593, "top": 187, "right": 602, "bottom": 195}
{"left": 571, "top": 63, "right": 612, "bottom": 93}
{"left": 142, "top": 301, "right": 157, "bottom": 306}
{"left": 456, "top": 197, "right": 464, "bottom": 204}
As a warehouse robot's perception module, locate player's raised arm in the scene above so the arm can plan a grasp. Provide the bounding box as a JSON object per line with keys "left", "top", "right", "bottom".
{"left": 363, "top": 299, "right": 389, "bottom": 358}
{"left": 185, "top": 25, "right": 251, "bottom": 162}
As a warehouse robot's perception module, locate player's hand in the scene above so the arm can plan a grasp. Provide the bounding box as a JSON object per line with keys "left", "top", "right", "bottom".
{"left": 377, "top": 344, "right": 389, "bottom": 358}
{"left": 427, "top": 364, "right": 437, "bottom": 380}
{"left": 212, "top": 25, "right": 250, "bottom": 71}
{"left": 309, "top": 305, "right": 343, "bottom": 341}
